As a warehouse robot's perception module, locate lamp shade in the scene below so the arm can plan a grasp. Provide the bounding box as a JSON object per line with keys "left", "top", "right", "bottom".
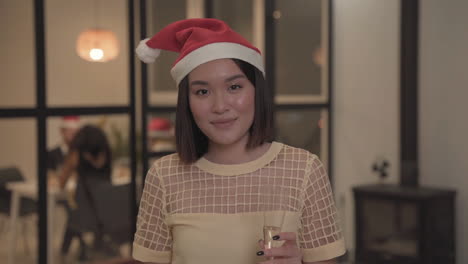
{"left": 76, "top": 29, "right": 119, "bottom": 62}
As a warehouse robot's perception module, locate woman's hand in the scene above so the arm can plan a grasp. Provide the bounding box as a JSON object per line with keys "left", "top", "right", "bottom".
{"left": 257, "top": 232, "right": 303, "bottom": 264}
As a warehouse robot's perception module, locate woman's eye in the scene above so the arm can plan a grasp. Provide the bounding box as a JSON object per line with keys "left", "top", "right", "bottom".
{"left": 229, "top": 84, "right": 242, "bottom": 91}
{"left": 195, "top": 89, "right": 209, "bottom": 96}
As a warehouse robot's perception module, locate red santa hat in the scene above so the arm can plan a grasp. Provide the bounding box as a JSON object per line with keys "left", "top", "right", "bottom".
{"left": 135, "top": 18, "right": 264, "bottom": 86}
{"left": 60, "top": 116, "right": 80, "bottom": 129}
{"left": 148, "top": 118, "right": 173, "bottom": 138}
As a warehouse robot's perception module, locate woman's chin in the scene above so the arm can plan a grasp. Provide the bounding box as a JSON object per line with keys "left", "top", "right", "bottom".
{"left": 207, "top": 135, "right": 249, "bottom": 148}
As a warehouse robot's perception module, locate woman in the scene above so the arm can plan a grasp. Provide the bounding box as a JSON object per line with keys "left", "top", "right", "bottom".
{"left": 133, "top": 18, "right": 345, "bottom": 264}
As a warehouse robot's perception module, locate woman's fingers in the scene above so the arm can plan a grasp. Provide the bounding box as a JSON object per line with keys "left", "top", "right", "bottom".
{"left": 270, "top": 232, "right": 299, "bottom": 247}
{"left": 256, "top": 232, "right": 302, "bottom": 259}
{"left": 264, "top": 244, "right": 301, "bottom": 258}
{"left": 258, "top": 239, "right": 265, "bottom": 249}
{"left": 273, "top": 232, "right": 297, "bottom": 243}
{"left": 257, "top": 232, "right": 302, "bottom": 258}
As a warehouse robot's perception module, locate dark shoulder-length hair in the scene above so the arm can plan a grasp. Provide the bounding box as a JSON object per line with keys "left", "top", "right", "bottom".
{"left": 70, "top": 124, "right": 112, "bottom": 172}
{"left": 175, "top": 59, "right": 273, "bottom": 164}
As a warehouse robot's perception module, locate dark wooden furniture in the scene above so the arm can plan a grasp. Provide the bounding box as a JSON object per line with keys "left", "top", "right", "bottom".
{"left": 353, "top": 184, "right": 456, "bottom": 264}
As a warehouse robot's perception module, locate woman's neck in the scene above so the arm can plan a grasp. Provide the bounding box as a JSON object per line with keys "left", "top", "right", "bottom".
{"left": 204, "top": 139, "right": 271, "bottom": 165}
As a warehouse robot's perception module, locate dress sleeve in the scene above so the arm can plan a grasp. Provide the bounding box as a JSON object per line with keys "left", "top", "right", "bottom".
{"left": 132, "top": 162, "right": 172, "bottom": 263}
{"left": 299, "top": 154, "right": 346, "bottom": 262}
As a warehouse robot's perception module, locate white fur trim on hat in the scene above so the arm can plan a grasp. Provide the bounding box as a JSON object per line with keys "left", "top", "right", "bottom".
{"left": 170, "top": 42, "right": 265, "bottom": 86}
{"left": 136, "top": 38, "right": 161, "bottom": 63}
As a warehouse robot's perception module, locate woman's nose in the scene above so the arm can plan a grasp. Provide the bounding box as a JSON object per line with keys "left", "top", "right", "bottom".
{"left": 212, "top": 92, "right": 228, "bottom": 114}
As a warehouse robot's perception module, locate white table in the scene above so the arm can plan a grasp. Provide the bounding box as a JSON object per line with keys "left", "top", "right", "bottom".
{"left": 6, "top": 181, "right": 65, "bottom": 264}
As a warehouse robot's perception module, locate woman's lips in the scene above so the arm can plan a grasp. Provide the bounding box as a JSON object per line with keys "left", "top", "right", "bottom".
{"left": 211, "top": 118, "right": 236, "bottom": 128}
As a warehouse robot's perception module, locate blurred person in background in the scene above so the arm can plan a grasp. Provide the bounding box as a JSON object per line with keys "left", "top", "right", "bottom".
{"left": 59, "top": 124, "right": 116, "bottom": 261}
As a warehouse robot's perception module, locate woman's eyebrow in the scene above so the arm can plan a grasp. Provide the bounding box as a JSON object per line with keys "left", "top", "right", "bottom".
{"left": 190, "top": 80, "right": 209, "bottom": 86}
{"left": 225, "top": 74, "right": 246, "bottom": 82}
{"left": 190, "top": 74, "right": 246, "bottom": 86}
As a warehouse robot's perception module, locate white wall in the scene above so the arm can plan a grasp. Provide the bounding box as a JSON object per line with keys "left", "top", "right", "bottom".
{"left": 333, "top": 0, "right": 401, "bottom": 256}
{"left": 419, "top": 0, "right": 468, "bottom": 263}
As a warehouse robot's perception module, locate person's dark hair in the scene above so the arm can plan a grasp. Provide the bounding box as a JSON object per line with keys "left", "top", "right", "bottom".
{"left": 175, "top": 59, "right": 273, "bottom": 164}
{"left": 71, "top": 125, "right": 112, "bottom": 173}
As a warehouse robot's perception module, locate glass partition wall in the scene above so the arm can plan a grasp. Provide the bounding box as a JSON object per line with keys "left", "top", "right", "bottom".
{"left": 0, "top": 0, "right": 137, "bottom": 263}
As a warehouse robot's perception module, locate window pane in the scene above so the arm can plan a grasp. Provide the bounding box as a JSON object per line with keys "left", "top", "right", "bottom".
{"left": 275, "top": 108, "right": 328, "bottom": 168}
{"left": 46, "top": 0, "right": 129, "bottom": 107}
{"left": 148, "top": 0, "right": 186, "bottom": 106}
{"left": 275, "top": 0, "right": 326, "bottom": 99}
{"left": 47, "top": 114, "right": 133, "bottom": 262}
{"left": 212, "top": 0, "right": 254, "bottom": 43}
{"left": 0, "top": 119, "right": 38, "bottom": 263}
{"left": 0, "top": 0, "right": 36, "bottom": 107}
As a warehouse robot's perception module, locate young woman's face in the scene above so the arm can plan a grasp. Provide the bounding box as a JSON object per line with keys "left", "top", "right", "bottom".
{"left": 188, "top": 59, "right": 255, "bottom": 148}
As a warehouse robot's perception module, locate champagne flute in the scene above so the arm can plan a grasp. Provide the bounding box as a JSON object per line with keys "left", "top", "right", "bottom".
{"left": 262, "top": 184, "right": 285, "bottom": 260}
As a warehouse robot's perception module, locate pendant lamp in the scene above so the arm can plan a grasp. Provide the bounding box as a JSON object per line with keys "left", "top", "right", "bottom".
{"left": 76, "top": 29, "right": 119, "bottom": 62}
{"left": 76, "top": 0, "right": 119, "bottom": 62}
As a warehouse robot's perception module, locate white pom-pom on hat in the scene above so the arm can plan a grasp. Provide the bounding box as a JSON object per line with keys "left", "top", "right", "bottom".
{"left": 136, "top": 38, "right": 161, "bottom": 63}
